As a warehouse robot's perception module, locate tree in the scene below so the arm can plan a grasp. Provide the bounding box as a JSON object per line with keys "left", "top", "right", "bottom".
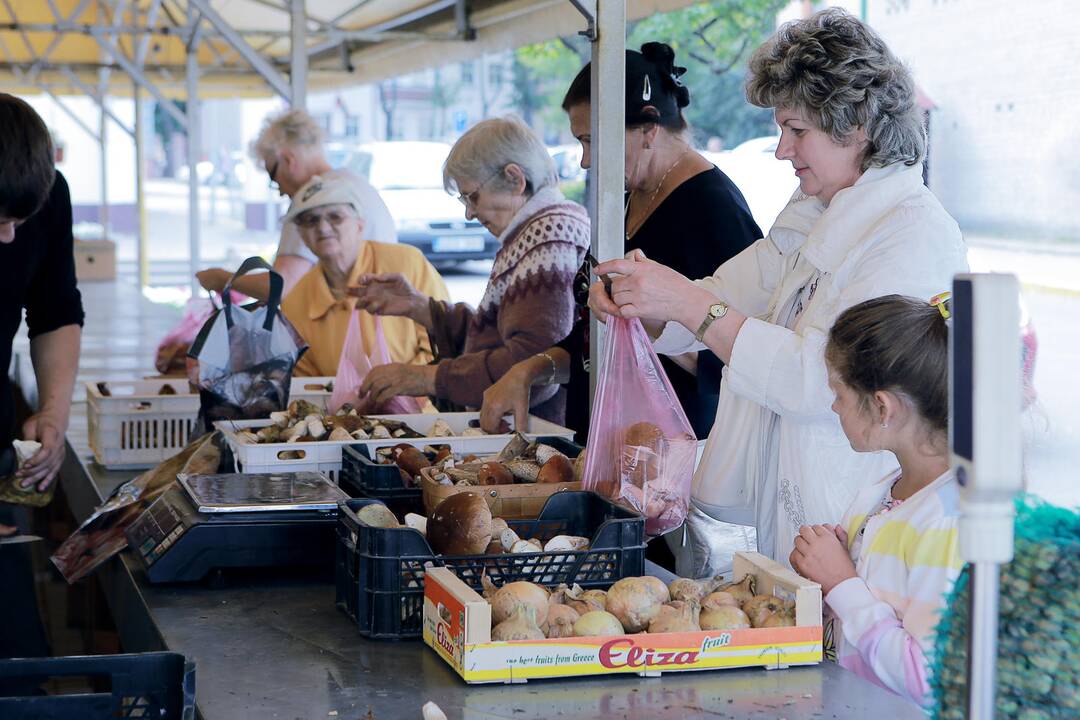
{"left": 512, "top": 0, "right": 786, "bottom": 147}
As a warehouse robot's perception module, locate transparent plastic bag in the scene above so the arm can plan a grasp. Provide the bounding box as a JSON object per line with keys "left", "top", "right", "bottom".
{"left": 581, "top": 316, "right": 697, "bottom": 536}
{"left": 328, "top": 310, "right": 424, "bottom": 415}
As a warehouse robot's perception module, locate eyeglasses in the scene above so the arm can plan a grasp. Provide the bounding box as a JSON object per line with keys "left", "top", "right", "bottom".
{"left": 453, "top": 168, "right": 503, "bottom": 208}
{"left": 267, "top": 160, "right": 280, "bottom": 190}
{"left": 295, "top": 209, "right": 354, "bottom": 229}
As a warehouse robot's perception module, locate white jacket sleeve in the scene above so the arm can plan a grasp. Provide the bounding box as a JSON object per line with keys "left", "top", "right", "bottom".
{"left": 724, "top": 209, "right": 968, "bottom": 420}
{"left": 652, "top": 234, "right": 786, "bottom": 356}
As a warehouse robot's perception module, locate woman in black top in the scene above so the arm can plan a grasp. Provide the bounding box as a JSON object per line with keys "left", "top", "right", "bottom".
{"left": 479, "top": 43, "right": 760, "bottom": 441}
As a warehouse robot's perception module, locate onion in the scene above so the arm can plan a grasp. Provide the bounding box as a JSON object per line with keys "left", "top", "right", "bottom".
{"left": 564, "top": 585, "right": 606, "bottom": 616}
{"left": 743, "top": 594, "right": 788, "bottom": 628}
{"left": 761, "top": 611, "right": 796, "bottom": 628}
{"left": 606, "top": 577, "right": 666, "bottom": 633}
{"left": 648, "top": 600, "right": 700, "bottom": 634}
{"left": 640, "top": 576, "right": 671, "bottom": 602}
{"left": 544, "top": 604, "right": 581, "bottom": 638}
{"left": 699, "top": 605, "right": 751, "bottom": 631}
{"left": 701, "top": 591, "right": 740, "bottom": 611}
{"left": 717, "top": 575, "right": 755, "bottom": 605}
{"left": 573, "top": 611, "right": 624, "bottom": 637}
{"left": 668, "top": 575, "right": 724, "bottom": 603}
{"left": 488, "top": 581, "right": 550, "bottom": 627}
{"left": 492, "top": 606, "right": 545, "bottom": 641}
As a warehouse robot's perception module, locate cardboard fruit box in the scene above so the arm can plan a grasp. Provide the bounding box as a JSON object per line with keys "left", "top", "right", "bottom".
{"left": 423, "top": 551, "right": 822, "bottom": 684}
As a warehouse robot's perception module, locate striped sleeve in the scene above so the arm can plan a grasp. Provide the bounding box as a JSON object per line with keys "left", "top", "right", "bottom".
{"left": 826, "top": 516, "right": 962, "bottom": 707}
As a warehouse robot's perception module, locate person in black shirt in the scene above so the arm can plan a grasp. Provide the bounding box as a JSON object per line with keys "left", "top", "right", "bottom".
{"left": 0, "top": 94, "right": 85, "bottom": 661}
{"left": 479, "top": 43, "right": 761, "bottom": 441}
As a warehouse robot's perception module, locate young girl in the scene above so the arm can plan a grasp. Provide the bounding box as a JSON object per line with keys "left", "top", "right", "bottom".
{"left": 789, "top": 294, "right": 963, "bottom": 707}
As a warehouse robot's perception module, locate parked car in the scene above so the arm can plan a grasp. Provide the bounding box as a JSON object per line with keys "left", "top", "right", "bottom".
{"left": 705, "top": 135, "right": 798, "bottom": 234}
{"left": 326, "top": 141, "right": 497, "bottom": 267}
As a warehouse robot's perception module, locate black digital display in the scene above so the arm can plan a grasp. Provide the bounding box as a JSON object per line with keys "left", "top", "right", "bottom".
{"left": 951, "top": 278, "right": 974, "bottom": 461}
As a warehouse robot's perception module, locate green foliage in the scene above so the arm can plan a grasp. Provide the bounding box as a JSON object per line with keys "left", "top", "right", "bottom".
{"left": 559, "top": 179, "right": 586, "bottom": 205}
{"left": 931, "top": 496, "right": 1080, "bottom": 719}
{"left": 511, "top": 0, "right": 785, "bottom": 146}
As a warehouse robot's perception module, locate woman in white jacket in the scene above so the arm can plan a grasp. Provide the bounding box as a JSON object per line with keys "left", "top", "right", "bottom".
{"left": 591, "top": 8, "right": 968, "bottom": 571}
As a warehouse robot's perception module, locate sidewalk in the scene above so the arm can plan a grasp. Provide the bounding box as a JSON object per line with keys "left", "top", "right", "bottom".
{"left": 966, "top": 234, "right": 1080, "bottom": 294}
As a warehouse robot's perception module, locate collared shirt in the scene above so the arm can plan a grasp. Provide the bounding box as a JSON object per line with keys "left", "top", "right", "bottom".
{"left": 281, "top": 241, "right": 449, "bottom": 377}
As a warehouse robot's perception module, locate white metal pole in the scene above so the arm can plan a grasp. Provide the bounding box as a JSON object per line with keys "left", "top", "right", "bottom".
{"left": 588, "top": 0, "right": 625, "bottom": 401}
{"left": 187, "top": 31, "right": 201, "bottom": 298}
{"left": 99, "top": 73, "right": 109, "bottom": 239}
{"left": 969, "top": 562, "right": 1000, "bottom": 719}
{"left": 134, "top": 82, "right": 149, "bottom": 289}
{"left": 291, "top": 0, "right": 308, "bottom": 108}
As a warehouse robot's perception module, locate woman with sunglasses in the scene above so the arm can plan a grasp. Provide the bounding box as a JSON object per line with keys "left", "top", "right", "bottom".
{"left": 280, "top": 175, "right": 449, "bottom": 378}
{"left": 349, "top": 117, "right": 590, "bottom": 424}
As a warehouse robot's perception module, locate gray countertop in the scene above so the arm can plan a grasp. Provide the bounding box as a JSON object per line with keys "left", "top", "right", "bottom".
{"left": 68, "top": 456, "right": 923, "bottom": 720}
{"left": 52, "top": 278, "right": 924, "bottom": 720}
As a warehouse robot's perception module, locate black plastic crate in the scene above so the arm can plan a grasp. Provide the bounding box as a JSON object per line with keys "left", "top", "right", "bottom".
{"left": 335, "top": 490, "right": 644, "bottom": 639}
{"left": 0, "top": 652, "right": 195, "bottom": 719}
{"left": 338, "top": 436, "right": 583, "bottom": 515}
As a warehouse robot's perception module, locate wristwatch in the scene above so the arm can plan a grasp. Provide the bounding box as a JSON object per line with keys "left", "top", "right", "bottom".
{"left": 694, "top": 302, "right": 729, "bottom": 342}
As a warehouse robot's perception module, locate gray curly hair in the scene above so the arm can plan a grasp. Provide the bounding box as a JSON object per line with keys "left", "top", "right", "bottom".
{"left": 745, "top": 8, "right": 925, "bottom": 171}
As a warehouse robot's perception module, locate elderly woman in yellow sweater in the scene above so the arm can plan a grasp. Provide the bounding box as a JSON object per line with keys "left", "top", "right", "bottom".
{"left": 280, "top": 174, "right": 449, "bottom": 377}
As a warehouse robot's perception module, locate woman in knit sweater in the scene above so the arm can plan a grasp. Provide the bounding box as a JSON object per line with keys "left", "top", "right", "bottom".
{"left": 349, "top": 117, "right": 590, "bottom": 424}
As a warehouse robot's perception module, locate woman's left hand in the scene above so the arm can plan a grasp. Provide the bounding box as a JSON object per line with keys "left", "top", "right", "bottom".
{"left": 359, "top": 364, "right": 437, "bottom": 406}
{"left": 789, "top": 524, "right": 857, "bottom": 595}
{"left": 594, "top": 256, "right": 698, "bottom": 324}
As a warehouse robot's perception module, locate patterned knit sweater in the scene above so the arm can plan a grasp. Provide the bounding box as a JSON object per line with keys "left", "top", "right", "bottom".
{"left": 430, "top": 187, "right": 590, "bottom": 421}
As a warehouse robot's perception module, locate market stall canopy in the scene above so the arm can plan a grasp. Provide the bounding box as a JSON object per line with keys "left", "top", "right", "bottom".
{"left": 0, "top": 0, "right": 694, "bottom": 98}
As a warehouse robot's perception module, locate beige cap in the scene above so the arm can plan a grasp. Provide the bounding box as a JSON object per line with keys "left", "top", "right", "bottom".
{"left": 284, "top": 174, "right": 366, "bottom": 223}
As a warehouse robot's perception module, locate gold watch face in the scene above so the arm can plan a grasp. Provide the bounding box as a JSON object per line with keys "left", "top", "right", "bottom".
{"left": 709, "top": 303, "right": 727, "bottom": 318}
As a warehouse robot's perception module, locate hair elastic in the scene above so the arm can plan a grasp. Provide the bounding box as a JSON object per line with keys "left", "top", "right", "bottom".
{"left": 929, "top": 292, "right": 951, "bottom": 320}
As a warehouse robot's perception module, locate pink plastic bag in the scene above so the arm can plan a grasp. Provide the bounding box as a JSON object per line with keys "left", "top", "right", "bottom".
{"left": 581, "top": 316, "right": 697, "bottom": 536}
{"left": 329, "top": 311, "right": 424, "bottom": 415}
{"left": 154, "top": 292, "right": 242, "bottom": 375}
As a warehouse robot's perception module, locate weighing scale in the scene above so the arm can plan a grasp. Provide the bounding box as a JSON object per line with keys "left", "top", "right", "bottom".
{"left": 125, "top": 471, "right": 348, "bottom": 583}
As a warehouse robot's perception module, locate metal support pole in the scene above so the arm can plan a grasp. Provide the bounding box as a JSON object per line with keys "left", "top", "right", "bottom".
{"left": 968, "top": 562, "right": 1000, "bottom": 719}
{"left": 290, "top": 0, "right": 307, "bottom": 108}
{"left": 134, "top": 83, "right": 149, "bottom": 289}
{"left": 188, "top": 0, "right": 292, "bottom": 101}
{"left": 99, "top": 71, "right": 109, "bottom": 239}
{"left": 587, "top": 0, "right": 625, "bottom": 400}
{"left": 187, "top": 32, "right": 201, "bottom": 297}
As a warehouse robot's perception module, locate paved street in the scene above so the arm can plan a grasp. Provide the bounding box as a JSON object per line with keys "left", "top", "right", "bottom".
{"left": 105, "top": 181, "right": 1079, "bottom": 508}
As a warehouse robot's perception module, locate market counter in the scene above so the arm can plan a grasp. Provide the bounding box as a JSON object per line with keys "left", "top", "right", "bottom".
{"left": 59, "top": 448, "right": 924, "bottom": 720}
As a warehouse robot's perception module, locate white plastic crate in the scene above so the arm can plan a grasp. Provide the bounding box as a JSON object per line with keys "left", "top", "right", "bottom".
{"left": 86, "top": 377, "right": 336, "bottom": 469}
{"left": 216, "top": 413, "right": 576, "bottom": 482}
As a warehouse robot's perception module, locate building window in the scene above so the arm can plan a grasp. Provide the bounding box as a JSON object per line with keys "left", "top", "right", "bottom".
{"left": 460, "top": 61, "right": 474, "bottom": 84}
{"left": 345, "top": 115, "right": 359, "bottom": 138}
{"left": 317, "top": 114, "right": 332, "bottom": 134}
{"left": 488, "top": 62, "right": 503, "bottom": 88}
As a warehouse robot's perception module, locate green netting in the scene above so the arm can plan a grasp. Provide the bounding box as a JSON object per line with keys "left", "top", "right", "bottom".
{"left": 931, "top": 495, "right": 1080, "bottom": 719}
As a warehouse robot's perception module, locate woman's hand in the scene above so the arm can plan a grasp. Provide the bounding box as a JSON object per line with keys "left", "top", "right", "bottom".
{"left": 347, "top": 273, "right": 431, "bottom": 327}
{"left": 595, "top": 256, "right": 699, "bottom": 324}
{"left": 480, "top": 363, "right": 534, "bottom": 434}
{"left": 359, "top": 364, "right": 437, "bottom": 407}
{"left": 789, "top": 524, "right": 858, "bottom": 595}
{"left": 586, "top": 249, "right": 648, "bottom": 323}
{"left": 18, "top": 412, "right": 66, "bottom": 492}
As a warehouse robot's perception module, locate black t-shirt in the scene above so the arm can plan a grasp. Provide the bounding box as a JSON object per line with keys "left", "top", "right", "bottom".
{"left": 0, "top": 171, "right": 85, "bottom": 447}
{"left": 626, "top": 166, "right": 761, "bottom": 437}
{"left": 559, "top": 166, "right": 762, "bottom": 442}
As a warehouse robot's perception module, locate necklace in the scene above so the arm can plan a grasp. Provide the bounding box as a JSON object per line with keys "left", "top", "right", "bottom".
{"left": 625, "top": 145, "right": 691, "bottom": 241}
